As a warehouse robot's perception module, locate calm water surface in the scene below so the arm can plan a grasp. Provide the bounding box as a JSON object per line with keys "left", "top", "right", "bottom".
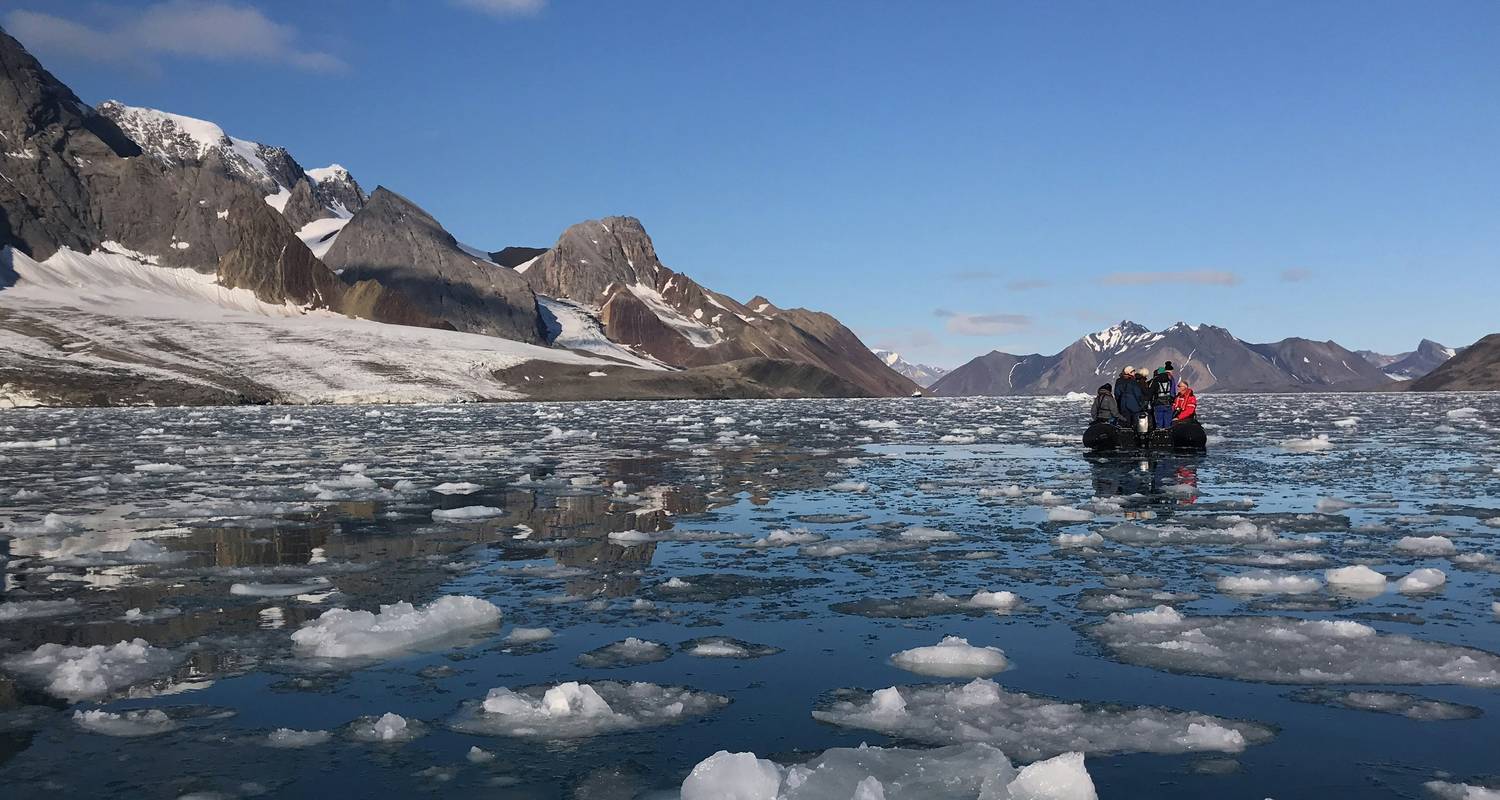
{"left": 0, "top": 394, "right": 1497, "bottom": 798}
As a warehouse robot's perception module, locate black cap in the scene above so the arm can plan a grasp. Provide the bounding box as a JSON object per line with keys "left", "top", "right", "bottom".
{"left": 1165, "top": 361, "right": 1175, "bottom": 371}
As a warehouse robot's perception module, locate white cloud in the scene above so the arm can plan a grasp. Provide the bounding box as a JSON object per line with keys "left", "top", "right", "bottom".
{"left": 1098, "top": 270, "right": 1241, "bottom": 287}
{"left": 934, "top": 309, "right": 1034, "bottom": 337}
{"left": 451, "top": 0, "right": 547, "bottom": 18}
{"left": 5, "top": 2, "right": 347, "bottom": 74}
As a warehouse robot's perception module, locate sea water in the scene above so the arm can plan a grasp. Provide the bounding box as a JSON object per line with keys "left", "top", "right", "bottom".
{"left": 0, "top": 393, "right": 1497, "bottom": 798}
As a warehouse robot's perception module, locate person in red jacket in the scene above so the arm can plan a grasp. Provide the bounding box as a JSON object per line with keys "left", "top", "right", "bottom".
{"left": 1171, "top": 381, "right": 1197, "bottom": 425}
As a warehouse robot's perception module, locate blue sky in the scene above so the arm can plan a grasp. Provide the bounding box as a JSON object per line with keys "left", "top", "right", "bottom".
{"left": 8, "top": 0, "right": 1498, "bottom": 366}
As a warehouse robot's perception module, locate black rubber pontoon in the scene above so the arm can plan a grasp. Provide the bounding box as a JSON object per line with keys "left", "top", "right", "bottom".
{"left": 1083, "top": 419, "right": 1207, "bottom": 452}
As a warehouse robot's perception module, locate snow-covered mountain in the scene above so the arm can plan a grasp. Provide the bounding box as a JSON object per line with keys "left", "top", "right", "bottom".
{"left": 0, "top": 30, "right": 909, "bottom": 405}
{"left": 931, "top": 321, "right": 1396, "bottom": 396}
{"left": 870, "top": 350, "right": 949, "bottom": 388}
{"left": 96, "top": 101, "right": 365, "bottom": 231}
{"left": 1356, "top": 340, "right": 1460, "bottom": 381}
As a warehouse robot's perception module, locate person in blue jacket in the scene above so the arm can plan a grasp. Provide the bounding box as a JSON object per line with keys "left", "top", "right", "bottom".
{"left": 1115, "top": 367, "right": 1145, "bottom": 420}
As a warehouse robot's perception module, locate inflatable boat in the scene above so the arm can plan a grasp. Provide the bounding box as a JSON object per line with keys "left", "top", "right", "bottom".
{"left": 1083, "top": 417, "right": 1207, "bottom": 452}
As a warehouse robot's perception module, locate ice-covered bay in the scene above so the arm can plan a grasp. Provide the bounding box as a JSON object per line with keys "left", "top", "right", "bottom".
{"left": 0, "top": 393, "right": 1498, "bottom": 798}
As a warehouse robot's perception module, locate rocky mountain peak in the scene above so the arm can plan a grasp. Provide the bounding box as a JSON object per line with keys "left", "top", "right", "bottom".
{"left": 1083, "top": 320, "right": 1154, "bottom": 352}
{"left": 306, "top": 164, "right": 365, "bottom": 217}
{"left": 524, "top": 215, "right": 663, "bottom": 302}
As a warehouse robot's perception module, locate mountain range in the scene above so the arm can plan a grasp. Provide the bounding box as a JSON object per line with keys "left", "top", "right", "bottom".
{"left": 0, "top": 29, "right": 915, "bottom": 406}
{"left": 871, "top": 350, "right": 950, "bottom": 388}
{"left": 930, "top": 321, "right": 1465, "bottom": 396}
{"left": 0, "top": 28, "right": 1493, "bottom": 406}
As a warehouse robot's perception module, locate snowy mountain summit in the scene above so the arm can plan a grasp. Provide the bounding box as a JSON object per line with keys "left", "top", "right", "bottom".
{"left": 870, "top": 350, "right": 950, "bottom": 388}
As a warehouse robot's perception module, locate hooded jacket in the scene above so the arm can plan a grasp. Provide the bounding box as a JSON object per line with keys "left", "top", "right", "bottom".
{"left": 1172, "top": 386, "right": 1197, "bottom": 422}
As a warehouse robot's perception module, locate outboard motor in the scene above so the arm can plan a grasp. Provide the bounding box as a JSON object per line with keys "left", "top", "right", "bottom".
{"left": 1135, "top": 415, "right": 1150, "bottom": 435}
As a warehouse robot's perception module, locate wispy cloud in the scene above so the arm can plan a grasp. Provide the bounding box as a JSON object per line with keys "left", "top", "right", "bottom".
{"left": 1005, "top": 278, "right": 1051, "bottom": 291}
{"left": 5, "top": 2, "right": 347, "bottom": 75}
{"left": 1098, "top": 270, "right": 1241, "bottom": 287}
{"left": 1279, "top": 268, "right": 1312, "bottom": 283}
{"left": 451, "top": 0, "right": 547, "bottom": 18}
{"left": 934, "top": 309, "right": 1034, "bottom": 337}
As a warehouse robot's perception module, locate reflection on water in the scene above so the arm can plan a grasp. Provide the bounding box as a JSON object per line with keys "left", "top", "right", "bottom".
{"left": 0, "top": 394, "right": 1496, "bottom": 798}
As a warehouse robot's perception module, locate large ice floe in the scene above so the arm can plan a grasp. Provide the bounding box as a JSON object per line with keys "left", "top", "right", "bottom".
{"left": 811, "top": 679, "right": 1271, "bottom": 761}
{"left": 3, "top": 638, "right": 179, "bottom": 700}
{"left": 681, "top": 743, "right": 1097, "bottom": 800}
{"left": 1091, "top": 606, "right": 1500, "bottom": 685}
{"left": 449, "top": 681, "right": 728, "bottom": 738}
{"left": 72, "top": 708, "right": 180, "bottom": 737}
{"left": 290, "top": 595, "right": 501, "bottom": 659}
{"left": 577, "top": 637, "right": 671, "bottom": 667}
{"left": 890, "top": 636, "right": 1009, "bottom": 677}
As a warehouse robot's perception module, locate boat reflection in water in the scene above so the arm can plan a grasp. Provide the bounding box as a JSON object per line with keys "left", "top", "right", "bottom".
{"left": 1085, "top": 452, "right": 1202, "bottom": 519}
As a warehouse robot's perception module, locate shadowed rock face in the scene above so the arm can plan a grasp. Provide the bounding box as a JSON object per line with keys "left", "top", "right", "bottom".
{"left": 216, "top": 195, "right": 344, "bottom": 309}
{"left": 321, "top": 187, "right": 546, "bottom": 344}
{"left": 1411, "top": 334, "right": 1500, "bottom": 391}
{"left": 524, "top": 216, "right": 917, "bottom": 396}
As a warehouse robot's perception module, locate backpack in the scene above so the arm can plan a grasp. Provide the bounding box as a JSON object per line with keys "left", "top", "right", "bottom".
{"left": 1151, "top": 375, "right": 1173, "bottom": 403}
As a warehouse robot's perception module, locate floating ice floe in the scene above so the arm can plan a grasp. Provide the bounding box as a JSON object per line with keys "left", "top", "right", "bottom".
{"left": 743, "top": 529, "right": 827, "bottom": 548}
{"left": 812, "top": 679, "right": 1271, "bottom": 761}
{"left": 1425, "top": 781, "right": 1500, "bottom": 799}
{"left": 1097, "top": 520, "right": 1278, "bottom": 546}
{"left": 1281, "top": 435, "right": 1333, "bottom": 453}
{"left": 431, "top": 482, "right": 483, "bottom": 495}
{"left": 449, "top": 681, "right": 728, "bottom": 738}
{"left": 1215, "top": 572, "right": 1322, "bottom": 595}
{"left": 430, "top": 506, "right": 503, "bottom": 521}
{"left": 265, "top": 728, "right": 332, "bottom": 747}
{"left": 1055, "top": 532, "right": 1105, "bottom": 548}
{"left": 899, "top": 526, "right": 960, "bottom": 542}
{"left": 1396, "top": 568, "right": 1447, "bottom": 593}
{"left": 73, "top": 708, "right": 180, "bottom": 737}
{"left": 681, "top": 743, "right": 1098, "bottom": 800}
{"left": 1047, "top": 507, "right": 1095, "bottom": 523}
{"left": 1092, "top": 607, "right": 1500, "bottom": 686}
{"left": 831, "top": 481, "right": 871, "bottom": 492}
{"left": 833, "top": 592, "right": 1019, "bottom": 619}
{"left": 505, "top": 627, "right": 553, "bottom": 644}
{"left": 1396, "top": 536, "right": 1457, "bottom": 556}
{"left": 800, "top": 539, "right": 924, "bottom": 558}
{"left": 290, "top": 595, "right": 501, "bottom": 659}
{"left": 133, "top": 463, "right": 187, "bottom": 473}
{"left": 681, "top": 637, "right": 781, "bottom": 659}
{"left": 1290, "top": 689, "right": 1480, "bottom": 721}
{"left": 229, "top": 577, "right": 333, "bottom": 597}
{"left": 890, "top": 636, "right": 1009, "bottom": 677}
{"left": 979, "top": 485, "right": 1024, "bottom": 498}
{"left": 1324, "top": 564, "right": 1388, "bottom": 591}
{"left": 0, "top": 598, "right": 82, "bottom": 621}
{"left": 577, "top": 637, "right": 670, "bottom": 667}
{"left": 3, "top": 638, "right": 179, "bottom": 701}
{"left": 348, "top": 712, "right": 424, "bottom": 743}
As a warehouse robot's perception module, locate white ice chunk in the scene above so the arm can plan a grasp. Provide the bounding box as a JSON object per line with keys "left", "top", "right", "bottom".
{"left": 3, "top": 638, "right": 178, "bottom": 700}
{"left": 1325, "top": 564, "right": 1388, "bottom": 590}
{"left": 1396, "top": 568, "right": 1447, "bottom": 594}
{"left": 290, "top": 595, "right": 501, "bottom": 659}
{"left": 813, "top": 678, "right": 1269, "bottom": 760}
{"left": 890, "top": 636, "right": 1009, "bottom": 677}
{"left": 1216, "top": 572, "right": 1322, "bottom": 595}
{"left": 1396, "top": 536, "right": 1457, "bottom": 556}
{"left": 431, "top": 506, "right": 503, "bottom": 521}
{"left": 265, "top": 728, "right": 331, "bottom": 748}
{"left": 349, "top": 711, "right": 424, "bottom": 742}
{"left": 451, "top": 681, "right": 727, "bottom": 738}
{"left": 431, "top": 482, "right": 484, "bottom": 495}
{"left": 505, "top": 627, "right": 553, "bottom": 644}
{"left": 73, "top": 708, "right": 179, "bottom": 737}
{"left": 1093, "top": 608, "right": 1500, "bottom": 685}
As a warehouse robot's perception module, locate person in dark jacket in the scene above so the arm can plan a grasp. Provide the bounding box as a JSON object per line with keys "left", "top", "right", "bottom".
{"left": 1115, "top": 367, "right": 1145, "bottom": 419}
{"left": 1092, "top": 383, "right": 1126, "bottom": 425}
{"left": 1148, "top": 367, "right": 1175, "bottom": 429}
